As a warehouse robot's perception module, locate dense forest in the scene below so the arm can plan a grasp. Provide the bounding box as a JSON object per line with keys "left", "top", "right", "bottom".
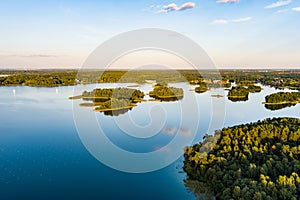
{"left": 1, "top": 70, "right": 299, "bottom": 90}
{"left": 184, "top": 117, "right": 300, "bottom": 200}
{"left": 0, "top": 70, "right": 77, "bottom": 86}
{"left": 0, "top": 70, "right": 190, "bottom": 86}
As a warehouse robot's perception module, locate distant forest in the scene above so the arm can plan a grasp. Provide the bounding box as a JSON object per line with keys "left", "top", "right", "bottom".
{"left": 0, "top": 70, "right": 300, "bottom": 90}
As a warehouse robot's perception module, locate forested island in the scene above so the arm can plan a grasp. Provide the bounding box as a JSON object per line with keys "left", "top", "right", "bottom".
{"left": 149, "top": 85, "right": 184, "bottom": 101}
{"left": 70, "top": 85, "right": 186, "bottom": 114}
{"left": 248, "top": 85, "right": 262, "bottom": 93}
{"left": 227, "top": 84, "right": 262, "bottom": 102}
{"left": 265, "top": 92, "right": 300, "bottom": 104}
{"left": 228, "top": 86, "right": 249, "bottom": 98}
{"left": 81, "top": 88, "right": 145, "bottom": 102}
{"left": 227, "top": 86, "right": 250, "bottom": 102}
{"left": 70, "top": 88, "right": 145, "bottom": 114}
{"left": 195, "top": 82, "right": 209, "bottom": 94}
{"left": 184, "top": 117, "right": 300, "bottom": 200}
{"left": 263, "top": 92, "right": 300, "bottom": 111}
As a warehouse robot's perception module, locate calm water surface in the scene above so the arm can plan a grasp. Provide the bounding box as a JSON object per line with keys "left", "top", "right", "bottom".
{"left": 0, "top": 83, "right": 299, "bottom": 199}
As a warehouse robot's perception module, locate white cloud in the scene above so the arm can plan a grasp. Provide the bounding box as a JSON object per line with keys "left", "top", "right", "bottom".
{"left": 231, "top": 17, "right": 252, "bottom": 22}
{"left": 178, "top": 2, "right": 196, "bottom": 11}
{"left": 216, "top": 0, "right": 239, "bottom": 3}
{"left": 162, "top": 3, "right": 178, "bottom": 12}
{"left": 212, "top": 19, "right": 229, "bottom": 24}
{"left": 264, "top": 0, "right": 292, "bottom": 9}
{"left": 156, "top": 2, "right": 196, "bottom": 13}
{"left": 292, "top": 7, "right": 300, "bottom": 11}
{"left": 212, "top": 17, "right": 252, "bottom": 24}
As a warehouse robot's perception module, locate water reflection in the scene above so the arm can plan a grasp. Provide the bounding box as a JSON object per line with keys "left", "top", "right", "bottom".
{"left": 228, "top": 96, "right": 248, "bottom": 102}
{"left": 162, "top": 127, "right": 191, "bottom": 136}
{"left": 155, "top": 96, "right": 184, "bottom": 102}
{"left": 184, "top": 179, "right": 215, "bottom": 200}
{"left": 265, "top": 103, "right": 297, "bottom": 111}
{"left": 103, "top": 107, "right": 133, "bottom": 116}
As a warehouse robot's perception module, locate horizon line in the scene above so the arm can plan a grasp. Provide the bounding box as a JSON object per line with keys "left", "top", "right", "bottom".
{"left": 1, "top": 68, "right": 300, "bottom": 71}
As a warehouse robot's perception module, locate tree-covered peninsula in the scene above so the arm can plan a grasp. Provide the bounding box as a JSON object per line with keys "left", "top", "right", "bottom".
{"left": 184, "top": 117, "right": 300, "bottom": 200}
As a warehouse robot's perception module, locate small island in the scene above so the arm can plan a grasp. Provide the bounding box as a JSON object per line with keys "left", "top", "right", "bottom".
{"left": 184, "top": 117, "right": 300, "bottom": 200}
{"left": 81, "top": 88, "right": 144, "bottom": 102}
{"left": 69, "top": 88, "right": 145, "bottom": 115}
{"left": 227, "top": 86, "right": 249, "bottom": 102}
{"left": 149, "top": 85, "right": 184, "bottom": 101}
{"left": 211, "top": 94, "right": 224, "bottom": 98}
{"left": 195, "top": 82, "right": 209, "bottom": 94}
{"left": 263, "top": 92, "right": 300, "bottom": 110}
{"left": 227, "top": 84, "right": 262, "bottom": 102}
{"left": 264, "top": 92, "right": 300, "bottom": 105}
{"left": 248, "top": 84, "right": 262, "bottom": 93}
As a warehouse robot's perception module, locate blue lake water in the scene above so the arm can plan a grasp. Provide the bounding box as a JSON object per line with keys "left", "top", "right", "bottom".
{"left": 0, "top": 83, "right": 299, "bottom": 199}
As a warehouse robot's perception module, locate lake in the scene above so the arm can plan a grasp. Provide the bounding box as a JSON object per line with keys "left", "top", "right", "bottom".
{"left": 0, "top": 83, "right": 299, "bottom": 200}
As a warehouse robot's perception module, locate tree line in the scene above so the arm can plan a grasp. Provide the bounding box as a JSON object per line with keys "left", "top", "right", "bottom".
{"left": 184, "top": 117, "right": 300, "bottom": 200}
{"left": 1, "top": 70, "right": 300, "bottom": 90}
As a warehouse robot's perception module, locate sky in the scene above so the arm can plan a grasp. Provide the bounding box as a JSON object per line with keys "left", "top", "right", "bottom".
{"left": 0, "top": 0, "right": 299, "bottom": 69}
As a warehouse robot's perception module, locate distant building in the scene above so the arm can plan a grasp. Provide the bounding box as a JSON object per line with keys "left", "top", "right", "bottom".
{"left": 203, "top": 79, "right": 212, "bottom": 83}
{"left": 145, "top": 80, "right": 156, "bottom": 84}
{"left": 213, "top": 79, "right": 229, "bottom": 84}
{"left": 190, "top": 79, "right": 200, "bottom": 84}
{"left": 75, "top": 79, "right": 82, "bottom": 84}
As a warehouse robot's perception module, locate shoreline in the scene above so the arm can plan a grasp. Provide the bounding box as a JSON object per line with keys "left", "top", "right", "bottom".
{"left": 94, "top": 105, "right": 135, "bottom": 112}
{"left": 227, "top": 95, "right": 248, "bottom": 98}
{"left": 262, "top": 101, "right": 299, "bottom": 105}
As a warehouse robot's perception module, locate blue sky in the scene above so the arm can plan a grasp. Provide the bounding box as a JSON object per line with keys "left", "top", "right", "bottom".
{"left": 0, "top": 0, "right": 299, "bottom": 69}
